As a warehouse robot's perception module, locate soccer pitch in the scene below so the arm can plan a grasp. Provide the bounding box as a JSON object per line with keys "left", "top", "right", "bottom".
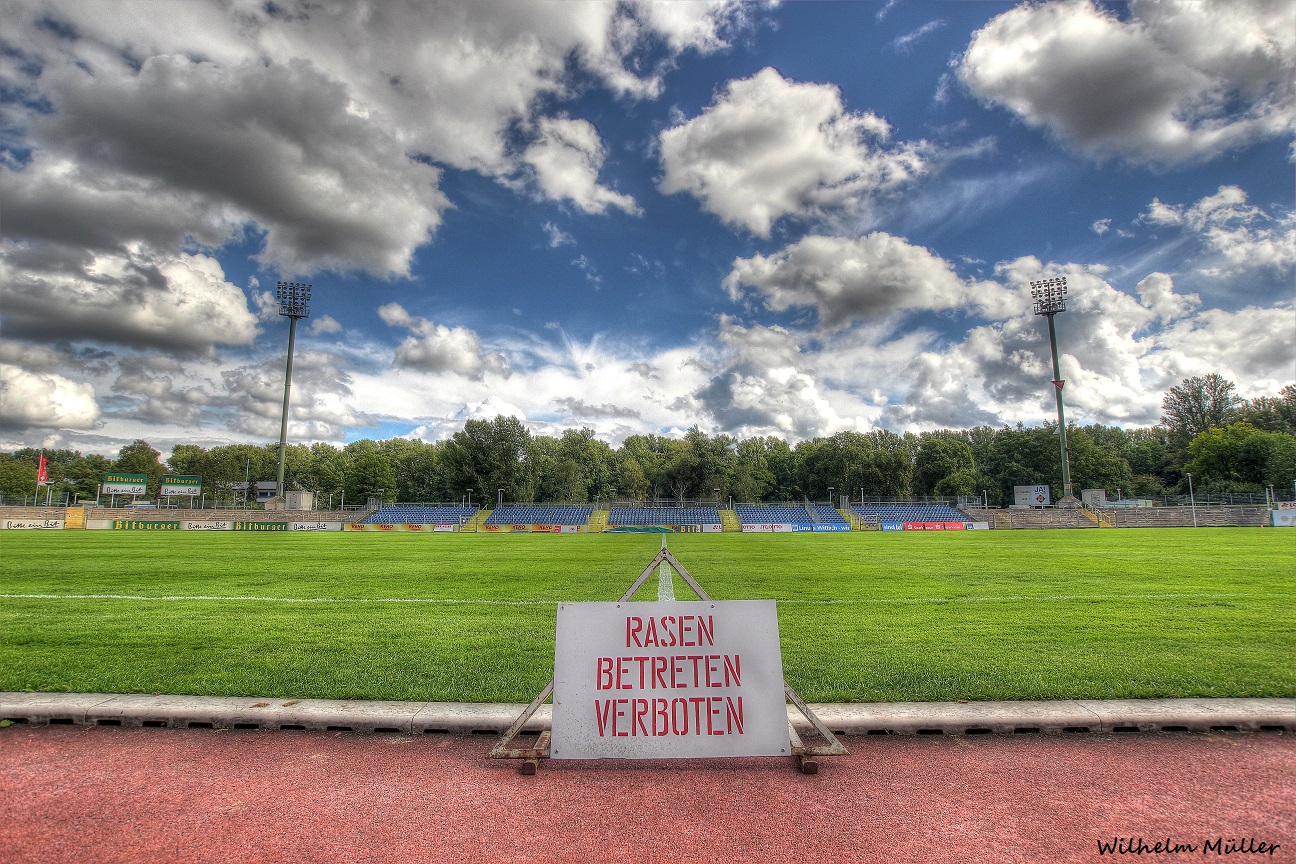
{"left": 2, "top": 529, "right": 1292, "bottom": 704}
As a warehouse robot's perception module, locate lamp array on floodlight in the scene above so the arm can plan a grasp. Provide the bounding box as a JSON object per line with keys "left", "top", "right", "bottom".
{"left": 1029, "top": 275, "right": 1073, "bottom": 501}
{"left": 1030, "top": 276, "right": 1067, "bottom": 316}
{"left": 274, "top": 281, "right": 312, "bottom": 500}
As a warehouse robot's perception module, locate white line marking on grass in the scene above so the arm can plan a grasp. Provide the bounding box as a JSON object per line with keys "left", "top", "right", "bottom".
{"left": 1, "top": 592, "right": 1284, "bottom": 606}
{"left": 0, "top": 594, "right": 551, "bottom": 605}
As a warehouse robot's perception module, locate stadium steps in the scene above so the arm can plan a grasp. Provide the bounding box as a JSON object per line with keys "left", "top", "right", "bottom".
{"left": 1078, "top": 508, "right": 1115, "bottom": 528}
{"left": 718, "top": 509, "right": 741, "bottom": 532}
{"left": 463, "top": 509, "right": 492, "bottom": 532}
{"left": 837, "top": 508, "right": 865, "bottom": 530}
{"left": 586, "top": 510, "right": 609, "bottom": 533}
{"left": 63, "top": 506, "right": 86, "bottom": 529}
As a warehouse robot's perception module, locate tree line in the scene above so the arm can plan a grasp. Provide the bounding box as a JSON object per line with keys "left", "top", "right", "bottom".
{"left": 3, "top": 376, "right": 1292, "bottom": 506}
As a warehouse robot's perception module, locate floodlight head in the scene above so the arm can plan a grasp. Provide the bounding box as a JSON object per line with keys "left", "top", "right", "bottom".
{"left": 276, "top": 281, "right": 312, "bottom": 319}
{"left": 1030, "top": 276, "right": 1067, "bottom": 316}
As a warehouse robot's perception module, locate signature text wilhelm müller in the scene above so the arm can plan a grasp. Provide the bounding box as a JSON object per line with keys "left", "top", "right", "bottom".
{"left": 1098, "top": 836, "right": 1280, "bottom": 856}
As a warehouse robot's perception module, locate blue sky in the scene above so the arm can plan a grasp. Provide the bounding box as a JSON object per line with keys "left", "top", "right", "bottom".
{"left": 2, "top": 0, "right": 1293, "bottom": 455}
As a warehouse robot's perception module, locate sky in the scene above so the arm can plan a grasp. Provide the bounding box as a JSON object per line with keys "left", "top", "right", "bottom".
{"left": 2, "top": 0, "right": 1294, "bottom": 457}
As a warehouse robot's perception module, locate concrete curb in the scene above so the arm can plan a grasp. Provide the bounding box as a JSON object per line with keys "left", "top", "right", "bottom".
{"left": 3, "top": 693, "right": 1292, "bottom": 737}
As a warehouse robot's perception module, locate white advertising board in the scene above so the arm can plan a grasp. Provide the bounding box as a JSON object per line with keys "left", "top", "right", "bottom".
{"left": 288, "top": 521, "right": 343, "bottom": 531}
{"left": 182, "top": 521, "right": 231, "bottom": 531}
{"left": 1014, "top": 484, "right": 1051, "bottom": 507}
{"left": 3, "top": 519, "right": 64, "bottom": 530}
{"left": 550, "top": 600, "right": 789, "bottom": 760}
{"left": 741, "top": 523, "right": 795, "bottom": 533}
{"left": 1272, "top": 510, "right": 1296, "bottom": 527}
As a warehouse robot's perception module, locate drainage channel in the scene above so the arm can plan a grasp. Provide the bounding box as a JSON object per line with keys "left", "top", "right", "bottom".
{"left": 3, "top": 694, "right": 1291, "bottom": 738}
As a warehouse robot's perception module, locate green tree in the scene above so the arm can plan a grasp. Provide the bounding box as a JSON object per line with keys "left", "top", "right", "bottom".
{"left": 1161, "top": 374, "right": 1239, "bottom": 451}
{"left": 441, "top": 415, "right": 533, "bottom": 503}
{"left": 114, "top": 440, "right": 164, "bottom": 497}
{"left": 913, "top": 435, "right": 975, "bottom": 495}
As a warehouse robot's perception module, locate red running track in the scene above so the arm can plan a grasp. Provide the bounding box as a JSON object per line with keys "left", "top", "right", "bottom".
{"left": 1, "top": 726, "right": 1292, "bottom": 864}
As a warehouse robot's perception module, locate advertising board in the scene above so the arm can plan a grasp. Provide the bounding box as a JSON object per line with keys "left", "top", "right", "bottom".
{"left": 550, "top": 600, "right": 789, "bottom": 760}
{"left": 182, "top": 521, "right": 230, "bottom": 531}
{"left": 103, "top": 473, "right": 148, "bottom": 495}
{"left": 811, "top": 524, "right": 851, "bottom": 532}
{"left": 288, "top": 522, "right": 344, "bottom": 532}
{"left": 1014, "top": 484, "right": 1051, "bottom": 507}
{"left": 1272, "top": 510, "right": 1296, "bottom": 527}
{"left": 161, "top": 474, "right": 202, "bottom": 496}
{"left": 3, "top": 519, "right": 64, "bottom": 530}
{"left": 112, "top": 520, "right": 179, "bottom": 530}
{"left": 741, "top": 523, "right": 796, "bottom": 532}
{"left": 881, "top": 522, "right": 903, "bottom": 531}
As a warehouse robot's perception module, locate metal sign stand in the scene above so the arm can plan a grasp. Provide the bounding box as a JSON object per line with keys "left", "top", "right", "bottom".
{"left": 491, "top": 539, "right": 847, "bottom": 774}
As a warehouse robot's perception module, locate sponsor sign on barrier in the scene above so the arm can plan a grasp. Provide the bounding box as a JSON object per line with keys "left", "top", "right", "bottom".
{"left": 183, "top": 521, "right": 230, "bottom": 531}
{"left": 288, "top": 522, "right": 343, "bottom": 532}
{"left": 741, "top": 523, "right": 796, "bottom": 533}
{"left": 1014, "top": 484, "right": 1051, "bottom": 507}
{"left": 3, "top": 519, "right": 64, "bottom": 530}
{"left": 550, "top": 600, "right": 789, "bottom": 760}
{"left": 233, "top": 522, "right": 287, "bottom": 531}
{"left": 881, "top": 522, "right": 903, "bottom": 531}
{"left": 1278, "top": 502, "right": 1296, "bottom": 510}
{"left": 113, "top": 520, "right": 180, "bottom": 530}
{"left": 943, "top": 522, "right": 966, "bottom": 531}
{"left": 923, "top": 522, "right": 945, "bottom": 530}
{"left": 160, "top": 474, "right": 202, "bottom": 496}
{"left": 812, "top": 524, "right": 851, "bottom": 532}
{"left": 103, "top": 473, "right": 149, "bottom": 496}
{"left": 345, "top": 523, "right": 458, "bottom": 532}
{"left": 967, "top": 522, "right": 991, "bottom": 530}
{"left": 903, "top": 522, "right": 923, "bottom": 531}
{"left": 1272, "top": 510, "right": 1296, "bottom": 527}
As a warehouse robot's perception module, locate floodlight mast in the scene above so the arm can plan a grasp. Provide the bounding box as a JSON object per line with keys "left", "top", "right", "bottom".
{"left": 275, "top": 281, "right": 311, "bottom": 500}
{"left": 1031, "top": 276, "right": 1072, "bottom": 500}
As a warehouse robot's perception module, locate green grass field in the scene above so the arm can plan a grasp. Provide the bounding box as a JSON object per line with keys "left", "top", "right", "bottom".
{"left": 1, "top": 529, "right": 1293, "bottom": 703}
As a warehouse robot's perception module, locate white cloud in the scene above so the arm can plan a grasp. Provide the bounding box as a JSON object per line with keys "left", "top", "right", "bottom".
{"left": 522, "top": 116, "right": 639, "bottom": 216}
{"left": 658, "top": 67, "right": 926, "bottom": 236}
{"left": 3, "top": 0, "right": 748, "bottom": 279}
{"left": 694, "top": 318, "right": 842, "bottom": 439}
{"left": 309, "top": 316, "right": 343, "bottom": 336}
{"left": 218, "top": 350, "right": 372, "bottom": 441}
{"left": 1091, "top": 218, "right": 1111, "bottom": 236}
{"left": 543, "top": 221, "right": 576, "bottom": 248}
{"left": 1144, "top": 185, "right": 1296, "bottom": 271}
{"left": 0, "top": 363, "right": 101, "bottom": 431}
{"left": 379, "top": 303, "right": 509, "bottom": 380}
{"left": 724, "top": 232, "right": 1016, "bottom": 328}
{"left": 959, "top": 0, "right": 1296, "bottom": 163}
{"left": 0, "top": 247, "right": 259, "bottom": 355}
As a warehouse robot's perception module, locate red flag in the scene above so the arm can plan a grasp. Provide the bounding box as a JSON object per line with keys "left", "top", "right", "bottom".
{"left": 36, "top": 453, "right": 49, "bottom": 486}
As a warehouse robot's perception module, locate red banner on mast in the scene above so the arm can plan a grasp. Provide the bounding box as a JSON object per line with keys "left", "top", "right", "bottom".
{"left": 36, "top": 453, "right": 49, "bottom": 486}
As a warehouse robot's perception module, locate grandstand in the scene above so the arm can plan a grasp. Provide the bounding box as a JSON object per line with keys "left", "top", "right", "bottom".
{"left": 363, "top": 505, "right": 478, "bottom": 525}
{"left": 485, "top": 506, "right": 592, "bottom": 526}
{"left": 809, "top": 504, "right": 848, "bottom": 525}
{"left": 735, "top": 504, "right": 809, "bottom": 524}
{"left": 851, "top": 503, "right": 970, "bottom": 525}
{"left": 608, "top": 506, "right": 720, "bottom": 526}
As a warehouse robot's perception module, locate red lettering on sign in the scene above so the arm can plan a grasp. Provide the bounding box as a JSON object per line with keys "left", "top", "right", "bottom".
{"left": 709, "top": 697, "right": 724, "bottom": 735}
{"left": 595, "top": 699, "right": 612, "bottom": 736}
{"left": 661, "top": 615, "right": 676, "bottom": 647}
{"left": 614, "top": 699, "right": 628, "bottom": 736}
{"left": 726, "top": 696, "right": 743, "bottom": 734}
{"left": 688, "top": 655, "right": 705, "bottom": 687}
{"left": 671, "top": 656, "right": 686, "bottom": 688}
{"left": 697, "top": 615, "right": 714, "bottom": 647}
{"left": 626, "top": 616, "right": 642, "bottom": 647}
{"left": 633, "top": 698, "right": 649, "bottom": 736}
{"left": 651, "top": 656, "right": 669, "bottom": 689}
{"left": 680, "top": 615, "right": 694, "bottom": 646}
{"left": 723, "top": 654, "right": 741, "bottom": 687}
{"left": 653, "top": 699, "right": 669, "bottom": 735}
{"left": 596, "top": 657, "right": 613, "bottom": 690}
{"left": 689, "top": 696, "right": 707, "bottom": 733}
{"left": 705, "top": 655, "right": 721, "bottom": 687}
{"left": 672, "top": 698, "right": 689, "bottom": 735}
{"left": 643, "top": 617, "right": 659, "bottom": 646}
